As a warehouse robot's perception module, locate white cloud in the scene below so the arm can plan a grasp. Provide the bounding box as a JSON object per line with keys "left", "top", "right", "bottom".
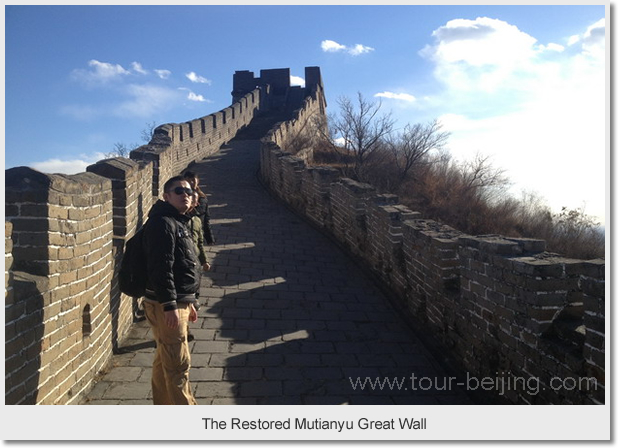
{"left": 539, "top": 43, "right": 565, "bottom": 53}
{"left": 349, "top": 44, "right": 375, "bottom": 56}
{"left": 567, "top": 19, "right": 604, "bottom": 59}
{"left": 30, "top": 152, "right": 107, "bottom": 174}
{"left": 186, "top": 71, "right": 212, "bottom": 84}
{"left": 424, "top": 17, "right": 537, "bottom": 66}
{"left": 581, "top": 18, "right": 605, "bottom": 58}
{"left": 567, "top": 35, "right": 580, "bottom": 46}
{"left": 63, "top": 84, "right": 185, "bottom": 120}
{"left": 131, "top": 62, "right": 148, "bottom": 75}
{"left": 64, "top": 60, "right": 211, "bottom": 121}
{"left": 420, "top": 17, "right": 540, "bottom": 94}
{"left": 290, "top": 76, "right": 305, "bottom": 87}
{"left": 321, "top": 39, "right": 374, "bottom": 56}
{"left": 375, "top": 91, "right": 416, "bottom": 103}
{"left": 420, "top": 16, "right": 606, "bottom": 223}
{"left": 187, "top": 91, "right": 207, "bottom": 102}
{"left": 179, "top": 87, "right": 211, "bottom": 103}
{"left": 71, "top": 59, "right": 130, "bottom": 86}
{"left": 321, "top": 40, "right": 347, "bottom": 52}
{"left": 114, "top": 84, "right": 184, "bottom": 118}
{"left": 155, "top": 69, "right": 171, "bottom": 79}
{"left": 31, "top": 158, "right": 91, "bottom": 174}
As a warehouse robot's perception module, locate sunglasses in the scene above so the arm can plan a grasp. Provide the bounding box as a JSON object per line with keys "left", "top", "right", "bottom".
{"left": 171, "top": 187, "right": 194, "bottom": 196}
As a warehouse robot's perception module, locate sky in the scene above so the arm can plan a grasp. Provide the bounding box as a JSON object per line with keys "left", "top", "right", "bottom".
{"left": 4, "top": 4, "right": 608, "bottom": 224}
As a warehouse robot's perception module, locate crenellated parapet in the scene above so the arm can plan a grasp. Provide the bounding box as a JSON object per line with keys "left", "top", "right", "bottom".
{"left": 5, "top": 168, "right": 115, "bottom": 404}
{"left": 456, "top": 236, "right": 604, "bottom": 404}
{"left": 261, "top": 67, "right": 327, "bottom": 162}
{"left": 4, "top": 85, "right": 261, "bottom": 404}
{"left": 580, "top": 259, "right": 605, "bottom": 404}
{"left": 402, "top": 219, "right": 464, "bottom": 334}
{"left": 130, "top": 89, "right": 261, "bottom": 195}
{"left": 5, "top": 64, "right": 604, "bottom": 406}
{"left": 4, "top": 67, "right": 320, "bottom": 405}
{"left": 259, "top": 131, "right": 606, "bottom": 405}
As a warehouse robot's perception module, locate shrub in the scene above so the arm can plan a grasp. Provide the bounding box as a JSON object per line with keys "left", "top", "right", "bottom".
{"left": 301, "top": 93, "right": 604, "bottom": 260}
{"left": 307, "top": 126, "right": 604, "bottom": 260}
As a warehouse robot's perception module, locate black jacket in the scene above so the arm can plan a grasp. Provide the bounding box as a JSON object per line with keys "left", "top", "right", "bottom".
{"left": 143, "top": 199, "right": 200, "bottom": 311}
{"left": 190, "top": 195, "right": 215, "bottom": 245}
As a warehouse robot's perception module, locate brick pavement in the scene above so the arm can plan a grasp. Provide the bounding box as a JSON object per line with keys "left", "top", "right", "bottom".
{"left": 80, "top": 139, "right": 473, "bottom": 405}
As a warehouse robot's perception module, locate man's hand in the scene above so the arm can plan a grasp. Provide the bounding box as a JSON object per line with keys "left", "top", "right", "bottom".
{"left": 203, "top": 262, "right": 211, "bottom": 272}
{"left": 164, "top": 309, "right": 180, "bottom": 329}
{"left": 189, "top": 304, "right": 198, "bottom": 323}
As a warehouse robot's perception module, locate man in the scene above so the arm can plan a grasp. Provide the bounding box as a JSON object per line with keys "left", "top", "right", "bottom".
{"left": 142, "top": 175, "right": 200, "bottom": 405}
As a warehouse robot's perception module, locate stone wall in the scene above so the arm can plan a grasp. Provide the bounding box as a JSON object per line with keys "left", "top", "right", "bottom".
{"left": 7, "top": 63, "right": 604, "bottom": 406}
{"left": 87, "top": 158, "right": 155, "bottom": 347}
{"left": 5, "top": 87, "right": 262, "bottom": 405}
{"left": 456, "top": 236, "right": 604, "bottom": 404}
{"left": 4, "top": 64, "right": 323, "bottom": 404}
{"left": 262, "top": 81, "right": 328, "bottom": 162}
{"left": 5, "top": 169, "right": 114, "bottom": 404}
{"left": 259, "top": 139, "right": 606, "bottom": 405}
{"left": 131, "top": 90, "right": 260, "bottom": 196}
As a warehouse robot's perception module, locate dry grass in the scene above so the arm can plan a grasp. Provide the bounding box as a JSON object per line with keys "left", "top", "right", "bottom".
{"left": 309, "top": 144, "right": 604, "bottom": 260}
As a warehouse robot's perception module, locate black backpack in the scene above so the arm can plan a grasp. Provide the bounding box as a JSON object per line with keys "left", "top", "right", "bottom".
{"left": 118, "top": 223, "right": 149, "bottom": 298}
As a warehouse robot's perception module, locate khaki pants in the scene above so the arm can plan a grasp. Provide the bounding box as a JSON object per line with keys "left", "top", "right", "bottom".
{"left": 143, "top": 301, "right": 197, "bottom": 405}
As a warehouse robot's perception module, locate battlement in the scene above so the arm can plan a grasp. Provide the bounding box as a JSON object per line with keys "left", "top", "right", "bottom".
{"left": 5, "top": 67, "right": 323, "bottom": 404}
{"left": 5, "top": 66, "right": 604, "bottom": 405}
{"left": 259, "top": 123, "right": 606, "bottom": 405}
{"left": 232, "top": 66, "right": 323, "bottom": 103}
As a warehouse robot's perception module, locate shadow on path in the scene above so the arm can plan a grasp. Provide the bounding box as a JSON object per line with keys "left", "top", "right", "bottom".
{"left": 188, "top": 139, "right": 473, "bottom": 405}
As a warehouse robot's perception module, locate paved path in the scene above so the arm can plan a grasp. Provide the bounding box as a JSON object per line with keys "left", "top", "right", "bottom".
{"left": 80, "top": 139, "right": 473, "bottom": 405}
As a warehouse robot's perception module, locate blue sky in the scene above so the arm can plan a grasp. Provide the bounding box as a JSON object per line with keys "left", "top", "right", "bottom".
{"left": 5, "top": 4, "right": 607, "bottom": 224}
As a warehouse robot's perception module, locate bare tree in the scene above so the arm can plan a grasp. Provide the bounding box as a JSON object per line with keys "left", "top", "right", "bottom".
{"left": 106, "top": 121, "right": 158, "bottom": 158}
{"left": 388, "top": 119, "right": 450, "bottom": 186}
{"left": 460, "top": 152, "right": 510, "bottom": 202}
{"left": 284, "top": 112, "right": 329, "bottom": 160}
{"left": 141, "top": 120, "right": 157, "bottom": 143}
{"left": 104, "top": 142, "right": 134, "bottom": 158}
{"left": 330, "top": 92, "right": 395, "bottom": 181}
{"left": 553, "top": 206, "right": 601, "bottom": 240}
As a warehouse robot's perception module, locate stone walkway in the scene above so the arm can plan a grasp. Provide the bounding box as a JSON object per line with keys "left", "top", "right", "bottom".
{"left": 80, "top": 139, "right": 473, "bottom": 405}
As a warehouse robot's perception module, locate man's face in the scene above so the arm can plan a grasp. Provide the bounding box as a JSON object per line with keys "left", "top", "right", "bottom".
{"left": 163, "top": 180, "right": 193, "bottom": 214}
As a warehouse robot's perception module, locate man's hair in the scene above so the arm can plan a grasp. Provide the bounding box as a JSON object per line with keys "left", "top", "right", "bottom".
{"left": 163, "top": 176, "right": 188, "bottom": 193}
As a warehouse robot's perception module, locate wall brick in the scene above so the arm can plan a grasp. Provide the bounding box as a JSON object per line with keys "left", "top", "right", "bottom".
{"left": 259, "top": 97, "right": 605, "bottom": 405}
{"left": 6, "top": 65, "right": 604, "bottom": 406}
{"left": 4, "top": 68, "right": 288, "bottom": 405}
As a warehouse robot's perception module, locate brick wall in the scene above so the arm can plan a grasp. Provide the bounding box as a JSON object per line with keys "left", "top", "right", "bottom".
{"left": 580, "top": 259, "right": 605, "bottom": 404}
{"left": 4, "top": 66, "right": 321, "bottom": 404}
{"left": 259, "top": 139, "right": 606, "bottom": 405}
{"left": 5, "top": 169, "right": 114, "bottom": 404}
{"left": 131, "top": 89, "right": 260, "bottom": 196}
{"left": 4, "top": 87, "right": 264, "bottom": 405}
{"left": 7, "top": 64, "right": 603, "bottom": 406}
{"left": 87, "top": 158, "right": 155, "bottom": 348}
{"left": 262, "top": 80, "right": 327, "bottom": 163}
{"left": 456, "top": 236, "right": 603, "bottom": 404}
